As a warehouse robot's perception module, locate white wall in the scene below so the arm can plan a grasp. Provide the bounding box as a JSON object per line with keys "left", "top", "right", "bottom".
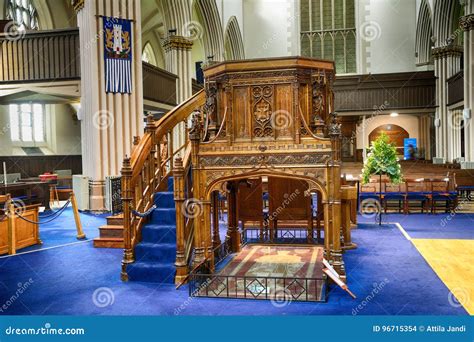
{"left": 356, "top": 114, "right": 420, "bottom": 150}
{"left": 357, "top": 0, "right": 418, "bottom": 74}
{"left": 218, "top": 0, "right": 244, "bottom": 35}
{"left": 242, "top": 0, "right": 297, "bottom": 58}
{"left": 51, "top": 104, "right": 82, "bottom": 155}
{"left": 0, "top": 104, "right": 81, "bottom": 156}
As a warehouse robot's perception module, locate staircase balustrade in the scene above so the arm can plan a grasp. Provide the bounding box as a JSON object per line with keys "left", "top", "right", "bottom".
{"left": 121, "top": 89, "right": 205, "bottom": 281}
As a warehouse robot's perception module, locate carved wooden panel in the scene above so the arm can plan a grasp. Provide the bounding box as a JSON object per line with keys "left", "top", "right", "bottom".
{"left": 252, "top": 85, "right": 274, "bottom": 138}
{"left": 274, "top": 84, "right": 293, "bottom": 138}
{"left": 233, "top": 86, "right": 252, "bottom": 140}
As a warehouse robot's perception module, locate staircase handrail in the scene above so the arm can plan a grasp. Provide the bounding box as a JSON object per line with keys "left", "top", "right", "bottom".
{"left": 121, "top": 89, "right": 205, "bottom": 281}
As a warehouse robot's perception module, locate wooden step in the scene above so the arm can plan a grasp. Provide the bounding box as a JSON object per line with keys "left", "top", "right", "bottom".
{"left": 98, "top": 224, "right": 123, "bottom": 238}
{"left": 93, "top": 237, "right": 124, "bottom": 248}
{"left": 106, "top": 213, "right": 123, "bottom": 225}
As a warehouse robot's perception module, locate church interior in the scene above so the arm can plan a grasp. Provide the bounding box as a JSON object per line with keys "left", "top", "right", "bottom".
{"left": 0, "top": 0, "right": 473, "bottom": 317}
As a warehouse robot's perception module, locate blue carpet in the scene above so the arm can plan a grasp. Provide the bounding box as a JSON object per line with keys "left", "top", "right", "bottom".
{"left": 358, "top": 213, "right": 474, "bottom": 239}
{"left": 127, "top": 177, "right": 176, "bottom": 284}
{"left": 0, "top": 219, "right": 467, "bottom": 315}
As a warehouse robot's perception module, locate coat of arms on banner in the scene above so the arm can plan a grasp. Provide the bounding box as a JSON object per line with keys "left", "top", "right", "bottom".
{"left": 103, "top": 17, "right": 133, "bottom": 93}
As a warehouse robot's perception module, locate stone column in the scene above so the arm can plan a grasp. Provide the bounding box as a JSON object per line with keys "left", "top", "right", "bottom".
{"left": 419, "top": 115, "right": 433, "bottom": 160}
{"left": 361, "top": 115, "right": 367, "bottom": 162}
{"left": 75, "top": 0, "right": 144, "bottom": 210}
{"left": 163, "top": 35, "right": 193, "bottom": 155}
{"left": 449, "top": 109, "right": 462, "bottom": 161}
{"left": 461, "top": 10, "right": 474, "bottom": 163}
{"left": 432, "top": 45, "right": 462, "bottom": 163}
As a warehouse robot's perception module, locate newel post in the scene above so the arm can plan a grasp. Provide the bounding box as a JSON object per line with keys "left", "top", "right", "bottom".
{"left": 189, "top": 111, "right": 205, "bottom": 266}
{"left": 121, "top": 156, "right": 134, "bottom": 281}
{"left": 146, "top": 114, "right": 157, "bottom": 193}
{"left": 328, "top": 111, "right": 345, "bottom": 279}
{"left": 173, "top": 157, "right": 187, "bottom": 284}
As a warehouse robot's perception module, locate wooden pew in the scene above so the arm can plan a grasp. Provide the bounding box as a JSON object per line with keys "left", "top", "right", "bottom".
{"left": 267, "top": 177, "right": 315, "bottom": 242}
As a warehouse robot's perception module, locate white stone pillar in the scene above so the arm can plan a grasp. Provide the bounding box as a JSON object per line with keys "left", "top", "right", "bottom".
{"left": 362, "top": 115, "right": 367, "bottom": 162}
{"left": 75, "top": 0, "right": 144, "bottom": 210}
{"left": 461, "top": 10, "right": 474, "bottom": 163}
{"left": 432, "top": 45, "right": 462, "bottom": 163}
{"left": 163, "top": 35, "right": 194, "bottom": 155}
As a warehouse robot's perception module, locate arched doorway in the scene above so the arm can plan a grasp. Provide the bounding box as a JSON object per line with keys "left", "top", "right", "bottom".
{"left": 369, "top": 124, "right": 409, "bottom": 155}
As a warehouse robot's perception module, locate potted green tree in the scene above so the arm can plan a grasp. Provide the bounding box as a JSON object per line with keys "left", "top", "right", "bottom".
{"left": 361, "top": 133, "right": 403, "bottom": 225}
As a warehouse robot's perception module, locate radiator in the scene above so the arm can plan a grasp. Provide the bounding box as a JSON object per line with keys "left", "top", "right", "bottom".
{"left": 432, "top": 157, "right": 445, "bottom": 164}
{"left": 72, "top": 175, "right": 90, "bottom": 211}
{"left": 461, "top": 161, "right": 474, "bottom": 169}
{"left": 105, "top": 176, "right": 122, "bottom": 213}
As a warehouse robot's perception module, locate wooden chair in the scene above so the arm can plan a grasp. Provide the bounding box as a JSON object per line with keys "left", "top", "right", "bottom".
{"left": 237, "top": 178, "right": 264, "bottom": 240}
{"left": 382, "top": 181, "right": 405, "bottom": 213}
{"left": 267, "top": 177, "right": 314, "bottom": 242}
{"left": 358, "top": 182, "right": 380, "bottom": 213}
{"left": 404, "top": 179, "right": 429, "bottom": 213}
{"left": 430, "top": 178, "right": 458, "bottom": 213}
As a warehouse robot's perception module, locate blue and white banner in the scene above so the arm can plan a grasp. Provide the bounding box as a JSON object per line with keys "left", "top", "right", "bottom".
{"left": 103, "top": 17, "right": 132, "bottom": 94}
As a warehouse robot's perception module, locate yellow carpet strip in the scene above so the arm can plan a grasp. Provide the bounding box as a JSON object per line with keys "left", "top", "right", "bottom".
{"left": 412, "top": 239, "right": 474, "bottom": 314}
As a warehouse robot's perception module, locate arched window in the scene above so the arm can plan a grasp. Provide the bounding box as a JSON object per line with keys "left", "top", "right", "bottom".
{"left": 6, "top": 0, "right": 39, "bottom": 30}
{"left": 300, "top": 0, "right": 356, "bottom": 74}
{"left": 142, "top": 43, "right": 157, "bottom": 67}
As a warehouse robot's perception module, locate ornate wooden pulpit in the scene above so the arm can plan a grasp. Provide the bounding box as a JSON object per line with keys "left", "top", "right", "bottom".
{"left": 172, "top": 57, "right": 346, "bottom": 281}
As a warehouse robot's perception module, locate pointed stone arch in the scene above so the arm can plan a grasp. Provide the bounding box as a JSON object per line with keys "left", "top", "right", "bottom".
{"left": 142, "top": 42, "right": 158, "bottom": 66}
{"left": 193, "top": 0, "right": 224, "bottom": 61}
{"left": 224, "top": 16, "right": 245, "bottom": 60}
{"left": 159, "top": 0, "right": 192, "bottom": 36}
{"left": 415, "top": 0, "right": 433, "bottom": 65}
{"left": 433, "top": 0, "right": 462, "bottom": 47}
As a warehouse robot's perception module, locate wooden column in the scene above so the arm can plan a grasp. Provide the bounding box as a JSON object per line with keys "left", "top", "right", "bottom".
{"left": 189, "top": 115, "right": 205, "bottom": 266}
{"left": 120, "top": 157, "right": 133, "bottom": 281}
{"left": 328, "top": 111, "right": 345, "bottom": 279}
{"left": 227, "top": 181, "right": 241, "bottom": 253}
{"left": 203, "top": 199, "right": 213, "bottom": 268}
{"left": 341, "top": 185, "right": 357, "bottom": 250}
{"left": 7, "top": 198, "right": 15, "bottom": 255}
{"left": 329, "top": 163, "right": 345, "bottom": 279}
{"left": 211, "top": 190, "right": 221, "bottom": 248}
{"left": 173, "top": 157, "right": 187, "bottom": 283}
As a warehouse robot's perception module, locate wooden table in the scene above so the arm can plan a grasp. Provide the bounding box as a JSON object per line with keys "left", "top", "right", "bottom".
{"left": 0, "top": 182, "right": 52, "bottom": 211}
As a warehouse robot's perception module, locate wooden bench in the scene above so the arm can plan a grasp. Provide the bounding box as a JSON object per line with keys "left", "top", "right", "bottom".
{"left": 268, "top": 177, "right": 316, "bottom": 242}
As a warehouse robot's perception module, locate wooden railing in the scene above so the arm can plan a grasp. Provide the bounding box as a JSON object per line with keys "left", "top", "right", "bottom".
{"left": 0, "top": 29, "right": 178, "bottom": 107}
{"left": 120, "top": 89, "right": 205, "bottom": 281}
{"left": 142, "top": 62, "right": 178, "bottom": 106}
{"left": 0, "top": 28, "right": 80, "bottom": 83}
